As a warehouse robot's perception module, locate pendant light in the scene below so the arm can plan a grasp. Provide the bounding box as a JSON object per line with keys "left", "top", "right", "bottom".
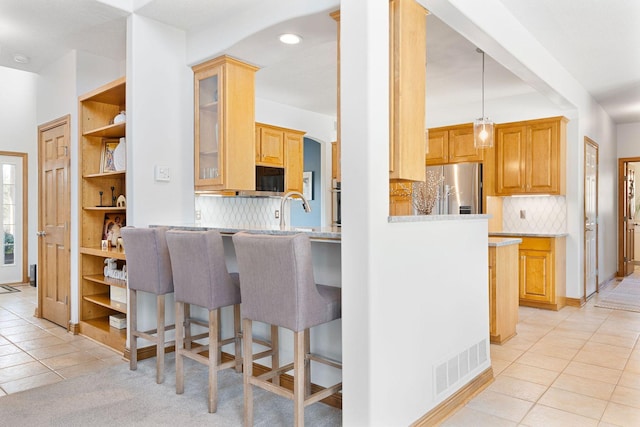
{"left": 474, "top": 48, "right": 494, "bottom": 148}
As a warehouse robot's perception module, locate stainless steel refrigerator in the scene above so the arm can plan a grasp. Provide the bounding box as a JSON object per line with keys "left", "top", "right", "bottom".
{"left": 425, "top": 163, "right": 483, "bottom": 215}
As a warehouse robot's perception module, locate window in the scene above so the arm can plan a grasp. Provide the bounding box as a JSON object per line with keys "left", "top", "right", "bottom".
{"left": 3, "top": 163, "right": 16, "bottom": 265}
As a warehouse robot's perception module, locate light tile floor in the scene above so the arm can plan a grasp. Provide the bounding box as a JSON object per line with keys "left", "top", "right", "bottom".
{"left": 443, "top": 269, "right": 640, "bottom": 427}
{"left": 0, "top": 284, "right": 125, "bottom": 397}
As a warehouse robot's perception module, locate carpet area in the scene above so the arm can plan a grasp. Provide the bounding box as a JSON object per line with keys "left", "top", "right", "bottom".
{"left": 0, "top": 353, "right": 341, "bottom": 426}
{"left": 0, "top": 285, "right": 20, "bottom": 294}
{"left": 595, "top": 277, "right": 640, "bottom": 313}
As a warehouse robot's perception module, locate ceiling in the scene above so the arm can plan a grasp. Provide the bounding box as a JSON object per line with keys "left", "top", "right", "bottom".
{"left": 0, "top": 0, "right": 638, "bottom": 124}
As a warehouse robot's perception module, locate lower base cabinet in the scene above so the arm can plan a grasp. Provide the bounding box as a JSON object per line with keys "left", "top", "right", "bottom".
{"left": 518, "top": 236, "right": 566, "bottom": 310}
{"left": 488, "top": 241, "right": 519, "bottom": 344}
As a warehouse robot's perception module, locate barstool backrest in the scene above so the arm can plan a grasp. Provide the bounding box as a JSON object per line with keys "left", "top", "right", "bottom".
{"left": 233, "top": 232, "right": 331, "bottom": 332}
{"left": 166, "top": 230, "right": 240, "bottom": 310}
{"left": 121, "top": 226, "right": 173, "bottom": 295}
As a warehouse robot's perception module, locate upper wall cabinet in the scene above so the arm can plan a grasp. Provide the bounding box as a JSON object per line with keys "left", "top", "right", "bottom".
{"left": 494, "top": 116, "right": 567, "bottom": 195}
{"left": 255, "top": 122, "right": 305, "bottom": 193}
{"left": 192, "top": 55, "right": 258, "bottom": 192}
{"left": 389, "top": 0, "right": 428, "bottom": 182}
{"left": 255, "top": 123, "right": 285, "bottom": 167}
{"left": 284, "top": 129, "right": 305, "bottom": 193}
{"left": 426, "top": 123, "right": 482, "bottom": 165}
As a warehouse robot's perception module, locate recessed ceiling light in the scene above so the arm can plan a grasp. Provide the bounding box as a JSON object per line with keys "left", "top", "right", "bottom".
{"left": 279, "top": 33, "right": 302, "bottom": 45}
{"left": 13, "top": 54, "right": 30, "bottom": 64}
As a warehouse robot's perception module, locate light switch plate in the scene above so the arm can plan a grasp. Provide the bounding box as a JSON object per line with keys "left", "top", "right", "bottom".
{"left": 155, "top": 165, "right": 170, "bottom": 182}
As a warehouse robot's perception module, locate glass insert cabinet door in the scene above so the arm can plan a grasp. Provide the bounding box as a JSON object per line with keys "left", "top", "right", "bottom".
{"left": 195, "top": 64, "right": 222, "bottom": 186}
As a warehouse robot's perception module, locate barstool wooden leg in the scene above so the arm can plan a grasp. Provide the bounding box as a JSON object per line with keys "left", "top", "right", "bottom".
{"left": 156, "top": 294, "right": 165, "bottom": 384}
{"left": 184, "top": 303, "right": 192, "bottom": 350}
{"left": 129, "top": 289, "right": 138, "bottom": 371}
{"left": 294, "top": 330, "right": 305, "bottom": 427}
{"left": 234, "top": 304, "right": 242, "bottom": 373}
{"left": 175, "top": 301, "right": 185, "bottom": 395}
{"left": 271, "top": 324, "right": 280, "bottom": 386}
{"left": 304, "top": 328, "right": 311, "bottom": 399}
{"left": 209, "top": 309, "right": 219, "bottom": 413}
{"left": 243, "top": 318, "right": 254, "bottom": 427}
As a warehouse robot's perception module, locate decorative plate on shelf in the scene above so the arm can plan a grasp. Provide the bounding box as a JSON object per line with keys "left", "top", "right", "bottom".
{"left": 113, "top": 137, "right": 126, "bottom": 171}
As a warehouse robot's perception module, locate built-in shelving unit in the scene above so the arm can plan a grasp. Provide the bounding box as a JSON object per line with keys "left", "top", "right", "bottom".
{"left": 78, "top": 77, "right": 128, "bottom": 355}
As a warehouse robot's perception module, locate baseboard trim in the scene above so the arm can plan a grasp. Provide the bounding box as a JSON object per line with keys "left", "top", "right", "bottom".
{"left": 125, "top": 346, "right": 342, "bottom": 410}
{"left": 565, "top": 297, "right": 586, "bottom": 307}
{"left": 519, "top": 299, "right": 564, "bottom": 311}
{"left": 411, "top": 367, "right": 494, "bottom": 427}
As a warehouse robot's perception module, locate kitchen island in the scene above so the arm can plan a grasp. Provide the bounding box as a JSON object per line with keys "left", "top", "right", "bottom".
{"left": 151, "top": 224, "right": 342, "bottom": 390}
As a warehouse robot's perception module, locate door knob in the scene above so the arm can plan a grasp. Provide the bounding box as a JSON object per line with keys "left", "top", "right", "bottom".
{"left": 36, "top": 231, "right": 47, "bottom": 237}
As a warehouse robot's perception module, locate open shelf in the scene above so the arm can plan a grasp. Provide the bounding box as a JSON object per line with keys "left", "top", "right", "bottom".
{"left": 83, "top": 293, "right": 127, "bottom": 314}
{"left": 83, "top": 171, "right": 126, "bottom": 179}
{"left": 79, "top": 77, "right": 128, "bottom": 357}
{"left": 83, "top": 122, "right": 125, "bottom": 138}
{"left": 83, "top": 206, "right": 126, "bottom": 212}
{"left": 80, "top": 246, "right": 126, "bottom": 261}
{"left": 83, "top": 274, "right": 126, "bottom": 288}
{"left": 79, "top": 318, "right": 127, "bottom": 354}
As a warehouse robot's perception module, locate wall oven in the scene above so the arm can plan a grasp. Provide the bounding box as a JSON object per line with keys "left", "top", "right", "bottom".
{"left": 331, "top": 179, "right": 341, "bottom": 226}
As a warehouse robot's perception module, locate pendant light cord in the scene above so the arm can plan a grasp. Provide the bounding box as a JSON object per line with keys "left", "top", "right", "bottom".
{"left": 481, "top": 50, "right": 485, "bottom": 119}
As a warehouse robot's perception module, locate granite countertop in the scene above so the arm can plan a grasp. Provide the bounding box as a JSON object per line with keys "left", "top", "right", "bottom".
{"left": 389, "top": 214, "right": 490, "bottom": 223}
{"left": 152, "top": 224, "right": 341, "bottom": 242}
{"left": 488, "top": 237, "right": 522, "bottom": 247}
{"left": 489, "top": 231, "right": 569, "bottom": 238}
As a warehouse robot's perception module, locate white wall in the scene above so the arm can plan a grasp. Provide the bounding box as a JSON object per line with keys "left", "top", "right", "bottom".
{"left": 0, "top": 66, "right": 38, "bottom": 277}
{"left": 340, "top": 2, "right": 489, "bottom": 424}
{"left": 618, "top": 122, "right": 640, "bottom": 159}
{"left": 126, "top": 14, "right": 193, "bottom": 227}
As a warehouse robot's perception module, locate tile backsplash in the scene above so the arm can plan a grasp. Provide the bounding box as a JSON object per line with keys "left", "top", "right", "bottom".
{"left": 502, "top": 196, "right": 566, "bottom": 234}
{"left": 195, "top": 195, "right": 281, "bottom": 228}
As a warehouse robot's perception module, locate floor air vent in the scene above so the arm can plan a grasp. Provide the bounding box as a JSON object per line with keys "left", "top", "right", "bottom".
{"left": 434, "top": 338, "right": 487, "bottom": 397}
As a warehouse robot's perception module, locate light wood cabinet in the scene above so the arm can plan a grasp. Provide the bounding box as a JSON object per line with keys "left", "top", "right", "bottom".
{"left": 255, "top": 124, "right": 285, "bottom": 167}
{"left": 495, "top": 117, "right": 567, "bottom": 195}
{"left": 488, "top": 241, "right": 519, "bottom": 344}
{"left": 193, "top": 55, "right": 258, "bottom": 192}
{"left": 389, "top": 181, "right": 413, "bottom": 216}
{"left": 389, "top": 0, "right": 427, "bottom": 181}
{"left": 517, "top": 236, "right": 566, "bottom": 310}
{"left": 426, "top": 124, "right": 482, "bottom": 165}
{"left": 285, "top": 130, "right": 305, "bottom": 193}
{"left": 78, "top": 77, "right": 128, "bottom": 354}
{"left": 255, "top": 123, "right": 305, "bottom": 193}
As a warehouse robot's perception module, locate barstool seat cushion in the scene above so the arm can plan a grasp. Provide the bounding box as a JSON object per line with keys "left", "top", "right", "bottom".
{"left": 232, "top": 232, "right": 341, "bottom": 332}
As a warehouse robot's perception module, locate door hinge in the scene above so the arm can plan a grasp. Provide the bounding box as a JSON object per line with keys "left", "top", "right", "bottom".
{"left": 65, "top": 296, "right": 68, "bottom": 305}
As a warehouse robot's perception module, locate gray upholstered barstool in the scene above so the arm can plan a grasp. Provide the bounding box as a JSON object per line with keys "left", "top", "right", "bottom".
{"left": 166, "top": 229, "right": 243, "bottom": 413}
{"left": 232, "top": 232, "right": 342, "bottom": 427}
{"left": 120, "top": 226, "right": 175, "bottom": 384}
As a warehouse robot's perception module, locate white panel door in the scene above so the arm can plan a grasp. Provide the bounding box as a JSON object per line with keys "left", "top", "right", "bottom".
{"left": 0, "top": 155, "right": 24, "bottom": 284}
{"left": 584, "top": 141, "right": 598, "bottom": 297}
